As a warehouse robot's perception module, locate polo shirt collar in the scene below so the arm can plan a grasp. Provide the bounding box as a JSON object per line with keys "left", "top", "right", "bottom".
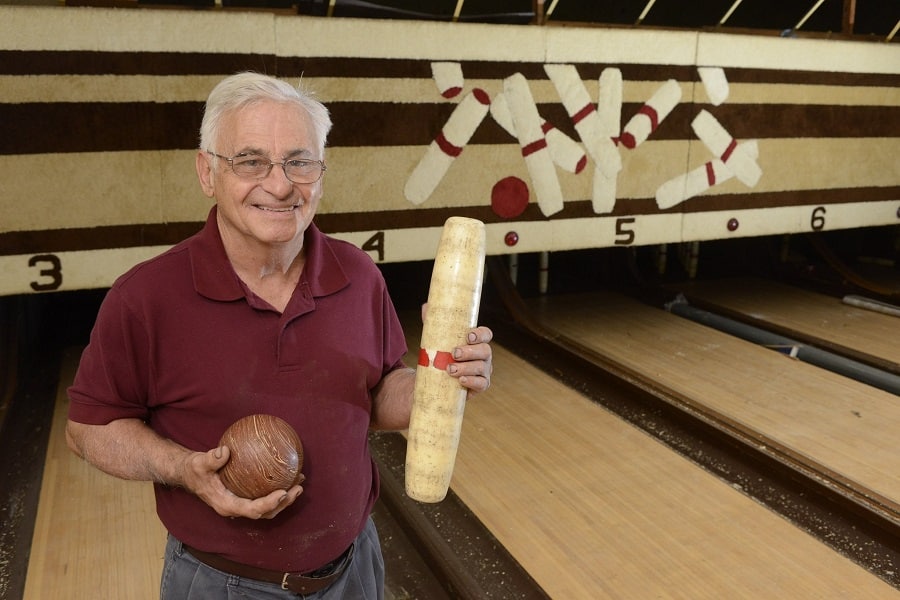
{"left": 191, "top": 207, "right": 242, "bottom": 302}
{"left": 301, "top": 220, "right": 351, "bottom": 298}
{"left": 190, "top": 206, "right": 350, "bottom": 303}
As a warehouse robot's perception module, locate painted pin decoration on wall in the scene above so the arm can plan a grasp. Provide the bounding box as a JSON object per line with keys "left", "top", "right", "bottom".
{"left": 405, "top": 216, "right": 486, "bottom": 503}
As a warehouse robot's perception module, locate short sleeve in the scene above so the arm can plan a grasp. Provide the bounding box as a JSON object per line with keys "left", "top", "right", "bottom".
{"left": 67, "top": 287, "right": 153, "bottom": 425}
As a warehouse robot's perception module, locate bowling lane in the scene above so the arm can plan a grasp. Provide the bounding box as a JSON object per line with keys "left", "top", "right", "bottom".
{"left": 26, "top": 325, "right": 899, "bottom": 598}
{"left": 525, "top": 291, "right": 900, "bottom": 515}
{"left": 675, "top": 276, "right": 900, "bottom": 372}
{"left": 401, "top": 320, "right": 898, "bottom": 599}
{"left": 23, "top": 348, "right": 166, "bottom": 600}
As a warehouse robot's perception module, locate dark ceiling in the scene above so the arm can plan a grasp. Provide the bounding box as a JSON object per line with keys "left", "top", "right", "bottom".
{"left": 284, "top": 0, "right": 898, "bottom": 40}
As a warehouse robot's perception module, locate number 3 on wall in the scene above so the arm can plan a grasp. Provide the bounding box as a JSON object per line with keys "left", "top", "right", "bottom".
{"left": 28, "top": 254, "right": 63, "bottom": 291}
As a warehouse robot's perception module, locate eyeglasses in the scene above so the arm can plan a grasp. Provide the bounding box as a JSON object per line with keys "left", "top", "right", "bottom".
{"left": 207, "top": 151, "right": 326, "bottom": 184}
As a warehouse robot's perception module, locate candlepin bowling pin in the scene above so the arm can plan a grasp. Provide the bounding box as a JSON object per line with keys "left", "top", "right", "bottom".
{"left": 405, "top": 216, "right": 486, "bottom": 503}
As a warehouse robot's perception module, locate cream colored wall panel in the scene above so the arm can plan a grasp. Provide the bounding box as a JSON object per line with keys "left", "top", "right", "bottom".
{"left": 747, "top": 138, "right": 900, "bottom": 193}
{"left": 550, "top": 213, "right": 686, "bottom": 249}
{"left": 682, "top": 206, "right": 804, "bottom": 241}
{"left": 714, "top": 83, "right": 900, "bottom": 107}
{"left": 820, "top": 200, "right": 900, "bottom": 230}
{"left": 0, "top": 74, "right": 223, "bottom": 104}
{"left": 0, "top": 246, "right": 172, "bottom": 296}
{"left": 2, "top": 6, "right": 276, "bottom": 53}
{"left": 3, "top": 138, "right": 895, "bottom": 235}
{"left": 1, "top": 152, "right": 164, "bottom": 232}
{"left": 545, "top": 27, "right": 698, "bottom": 65}
{"left": 276, "top": 16, "right": 546, "bottom": 63}
{"left": 697, "top": 31, "right": 900, "bottom": 74}
{"left": 681, "top": 202, "right": 899, "bottom": 243}
{"left": 483, "top": 221, "right": 550, "bottom": 255}
{"left": 159, "top": 150, "right": 214, "bottom": 223}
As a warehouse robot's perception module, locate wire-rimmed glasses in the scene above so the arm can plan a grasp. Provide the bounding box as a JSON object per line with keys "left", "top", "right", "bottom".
{"left": 207, "top": 151, "right": 326, "bottom": 184}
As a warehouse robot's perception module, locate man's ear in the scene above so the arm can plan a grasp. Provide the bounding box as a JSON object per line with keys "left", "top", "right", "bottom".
{"left": 196, "top": 151, "right": 216, "bottom": 198}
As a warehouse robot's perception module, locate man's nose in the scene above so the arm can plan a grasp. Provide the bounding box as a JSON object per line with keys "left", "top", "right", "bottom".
{"left": 262, "top": 163, "right": 295, "bottom": 193}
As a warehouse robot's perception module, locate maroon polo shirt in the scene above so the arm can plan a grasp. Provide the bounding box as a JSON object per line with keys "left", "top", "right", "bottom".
{"left": 68, "top": 206, "right": 408, "bottom": 572}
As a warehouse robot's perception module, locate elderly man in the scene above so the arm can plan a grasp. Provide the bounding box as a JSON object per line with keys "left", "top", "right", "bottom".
{"left": 66, "top": 72, "right": 493, "bottom": 599}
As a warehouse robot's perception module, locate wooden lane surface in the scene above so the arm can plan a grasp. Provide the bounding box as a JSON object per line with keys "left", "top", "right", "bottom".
{"left": 526, "top": 292, "right": 900, "bottom": 514}
{"left": 402, "top": 322, "right": 898, "bottom": 599}
{"left": 24, "top": 348, "right": 167, "bottom": 600}
{"left": 26, "top": 334, "right": 898, "bottom": 598}
{"left": 674, "top": 276, "right": 900, "bottom": 371}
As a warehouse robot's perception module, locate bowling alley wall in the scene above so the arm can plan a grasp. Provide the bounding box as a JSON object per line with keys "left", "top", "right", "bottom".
{"left": 1, "top": 5, "right": 898, "bottom": 296}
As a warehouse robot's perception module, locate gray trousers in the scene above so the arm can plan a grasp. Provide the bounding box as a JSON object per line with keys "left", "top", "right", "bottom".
{"left": 160, "top": 518, "right": 384, "bottom": 599}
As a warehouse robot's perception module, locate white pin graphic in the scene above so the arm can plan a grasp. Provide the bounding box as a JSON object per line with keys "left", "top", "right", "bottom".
{"left": 404, "top": 88, "right": 491, "bottom": 205}
{"left": 490, "top": 92, "right": 587, "bottom": 174}
{"left": 545, "top": 63, "right": 622, "bottom": 179}
{"left": 503, "top": 73, "right": 564, "bottom": 217}
{"left": 693, "top": 110, "right": 761, "bottom": 187}
{"left": 592, "top": 68, "right": 624, "bottom": 214}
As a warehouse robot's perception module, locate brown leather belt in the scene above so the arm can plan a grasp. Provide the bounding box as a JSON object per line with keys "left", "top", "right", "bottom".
{"left": 183, "top": 542, "right": 354, "bottom": 596}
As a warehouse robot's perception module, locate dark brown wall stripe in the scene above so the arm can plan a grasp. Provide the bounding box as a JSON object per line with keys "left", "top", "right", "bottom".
{"left": 4, "top": 50, "right": 899, "bottom": 87}
{"left": 2, "top": 102, "right": 895, "bottom": 155}
{"left": 0, "top": 50, "right": 278, "bottom": 76}
{"left": 0, "top": 103, "right": 204, "bottom": 154}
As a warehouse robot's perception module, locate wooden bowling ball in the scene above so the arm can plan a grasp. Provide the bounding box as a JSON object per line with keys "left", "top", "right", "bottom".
{"left": 218, "top": 414, "right": 304, "bottom": 499}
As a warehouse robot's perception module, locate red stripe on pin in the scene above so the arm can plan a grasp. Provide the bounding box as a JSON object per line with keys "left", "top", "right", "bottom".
{"left": 572, "top": 103, "right": 594, "bottom": 125}
{"left": 618, "top": 132, "right": 636, "bottom": 149}
{"left": 473, "top": 88, "right": 491, "bottom": 105}
{"left": 418, "top": 348, "right": 456, "bottom": 370}
{"left": 435, "top": 132, "right": 463, "bottom": 157}
{"left": 705, "top": 161, "right": 716, "bottom": 186}
{"left": 521, "top": 138, "right": 548, "bottom": 157}
{"left": 574, "top": 155, "right": 587, "bottom": 174}
{"left": 418, "top": 348, "right": 430, "bottom": 367}
{"left": 433, "top": 351, "right": 455, "bottom": 370}
{"left": 721, "top": 138, "right": 738, "bottom": 162}
{"left": 638, "top": 105, "right": 659, "bottom": 131}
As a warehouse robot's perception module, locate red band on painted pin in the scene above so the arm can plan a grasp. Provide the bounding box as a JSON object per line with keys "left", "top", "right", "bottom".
{"left": 721, "top": 139, "right": 738, "bottom": 162}
{"left": 705, "top": 161, "right": 716, "bottom": 186}
{"left": 637, "top": 105, "right": 659, "bottom": 131}
{"left": 521, "top": 138, "right": 548, "bottom": 157}
{"left": 435, "top": 132, "right": 463, "bottom": 157}
{"left": 572, "top": 103, "right": 594, "bottom": 125}
{"left": 418, "top": 348, "right": 456, "bottom": 370}
{"left": 418, "top": 348, "right": 430, "bottom": 367}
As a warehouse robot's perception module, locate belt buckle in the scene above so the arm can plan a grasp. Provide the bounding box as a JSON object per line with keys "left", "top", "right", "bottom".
{"left": 279, "top": 543, "right": 354, "bottom": 593}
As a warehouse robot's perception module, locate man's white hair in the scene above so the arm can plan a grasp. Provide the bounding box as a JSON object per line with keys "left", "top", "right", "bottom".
{"left": 199, "top": 71, "right": 332, "bottom": 156}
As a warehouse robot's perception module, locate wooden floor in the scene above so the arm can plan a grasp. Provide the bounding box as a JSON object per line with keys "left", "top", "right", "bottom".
{"left": 24, "top": 348, "right": 167, "bottom": 600}
{"left": 525, "top": 291, "right": 900, "bottom": 511}
{"left": 675, "top": 276, "right": 900, "bottom": 370}
{"left": 24, "top": 288, "right": 900, "bottom": 598}
{"left": 400, "top": 303, "right": 899, "bottom": 598}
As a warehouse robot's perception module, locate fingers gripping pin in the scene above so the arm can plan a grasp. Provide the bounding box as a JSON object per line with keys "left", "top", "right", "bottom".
{"left": 405, "top": 217, "right": 486, "bottom": 503}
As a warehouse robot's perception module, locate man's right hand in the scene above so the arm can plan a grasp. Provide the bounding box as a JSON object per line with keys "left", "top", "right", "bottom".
{"left": 183, "top": 445, "right": 304, "bottom": 520}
